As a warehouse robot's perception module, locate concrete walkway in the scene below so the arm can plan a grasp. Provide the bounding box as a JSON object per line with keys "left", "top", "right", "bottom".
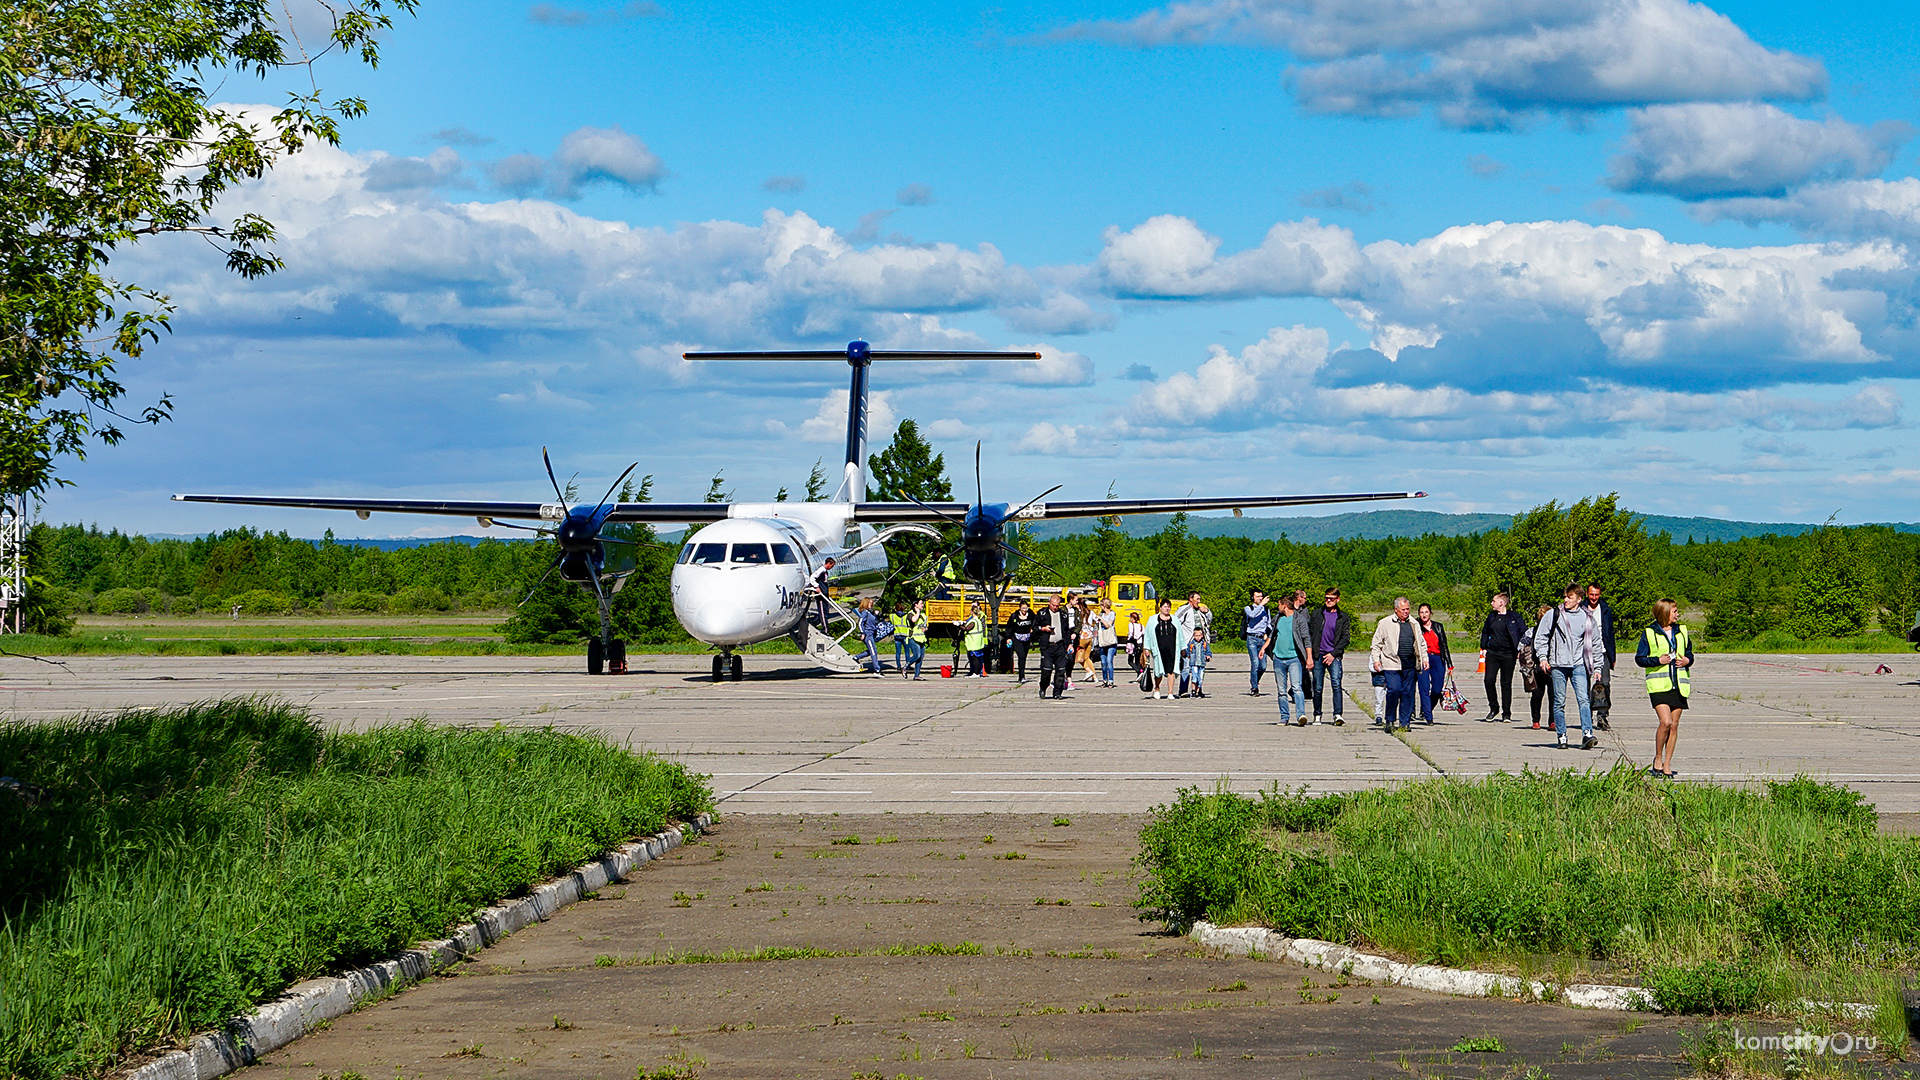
{"left": 2, "top": 651, "right": 1915, "bottom": 812}
{"left": 230, "top": 814, "right": 1712, "bottom": 1080}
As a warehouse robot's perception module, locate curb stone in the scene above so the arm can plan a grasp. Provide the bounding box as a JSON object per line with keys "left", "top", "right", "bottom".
{"left": 124, "top": 813, "right": 714, "bottom": 1080}
{"left": 1189, "top": 922, "right": 1650, "bottom": 1010}
{"left": 1190, "top": 923, "right": 1877, "bottom": 1020}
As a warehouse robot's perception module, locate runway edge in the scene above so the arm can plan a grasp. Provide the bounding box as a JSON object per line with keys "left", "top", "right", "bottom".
{"left": 120, "top": 813, "right": 716, "bottom": 1080}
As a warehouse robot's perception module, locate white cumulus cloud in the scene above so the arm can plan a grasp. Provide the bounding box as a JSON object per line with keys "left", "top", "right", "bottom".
{"left": 1608, "top": 104, "right": 1910, "bottom": 199}
{"left": 1096, "top": 215, "right": 1361, "bottom": 298}
{"left": 1695, "top": 178, "right": 1920, "bottom": 245}
{"left": 1050, "top": 0, "right": 1826, "bottom": 129}
{"left": 1093, "top": 213, "right": 1914, "bottom": 387}
{"left": 1129, "top": 325, "right": 1329, "bottom": 427}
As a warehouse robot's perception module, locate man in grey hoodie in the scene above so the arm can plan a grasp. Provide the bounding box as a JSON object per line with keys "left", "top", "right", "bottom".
{"left": 1534, "top": 583, "right": 1603, "bottom": 749}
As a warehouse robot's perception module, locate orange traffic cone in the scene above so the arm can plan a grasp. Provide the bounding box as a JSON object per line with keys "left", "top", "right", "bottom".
{"left": 1476, "top": 649, "right": 1486, "bottom": 674}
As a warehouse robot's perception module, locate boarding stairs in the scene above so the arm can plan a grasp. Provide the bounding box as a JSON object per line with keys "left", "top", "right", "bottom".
{"left": 791, "top": 591, "right": 866, "bottom": 673}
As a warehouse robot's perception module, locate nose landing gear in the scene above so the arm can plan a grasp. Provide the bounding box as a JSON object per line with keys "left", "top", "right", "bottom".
{"left": 711, "top": 651, "right": 744, "bottom": 682}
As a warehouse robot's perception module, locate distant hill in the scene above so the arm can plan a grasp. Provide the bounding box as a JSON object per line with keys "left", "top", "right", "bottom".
{"left": 138, "top": 533, "right": 530, "bottom": 550}
{"left": 112, "top": 512, "right": 1920, "bottom": 549}
{"left": 1023, "top": 509, "right": 1920, "bottom": 543}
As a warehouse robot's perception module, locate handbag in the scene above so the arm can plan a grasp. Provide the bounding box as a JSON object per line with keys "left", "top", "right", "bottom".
{"left": 1440, "top": 673, "right": 1470, "bottom": 714}
{"left": 1137, "top": 663, "right": 1154, "bottom": 692}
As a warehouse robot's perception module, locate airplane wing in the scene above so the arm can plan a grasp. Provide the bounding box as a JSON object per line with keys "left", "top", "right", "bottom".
{"left": 851, "top": 490, "right": 1424, "bottom": 523}
{"left": 170, "top": 494, "right": 733, "bottom": 524}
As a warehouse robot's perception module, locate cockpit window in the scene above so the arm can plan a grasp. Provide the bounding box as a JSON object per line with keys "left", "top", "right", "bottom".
{"left": 731, "top": 543, "right": 771, "bottom": 565}
{"left": 771, "top": 543, "right": 799, "bottom": 565}
{"left": 677, "top": 545, "right": 694, "bottom": 564}
{"left": 689, "top": 543, "right": 728, "bottom": 565}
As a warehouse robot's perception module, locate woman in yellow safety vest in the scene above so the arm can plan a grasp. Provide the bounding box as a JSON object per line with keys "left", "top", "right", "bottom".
{"left": 906, "top": 599, "right": 929, "bottom": 680}
{"left": 1633, "top": 597, "right": 1693, "bottom": 779}
{"left": 962, "top": 601, "right": 989, "bottom": 677}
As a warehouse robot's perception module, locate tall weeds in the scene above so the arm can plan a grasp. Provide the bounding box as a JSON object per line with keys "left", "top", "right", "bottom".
{"left": 0, "top": 698, "right": 711, "bottom": 1079}
{"left": 1137, "top": 769, "right": 1920, "bottom": 1015}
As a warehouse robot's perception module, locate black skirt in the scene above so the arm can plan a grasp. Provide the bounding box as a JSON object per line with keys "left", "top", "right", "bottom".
{"left": 1649, "top": 689, "right": 1688, "bottom": 710}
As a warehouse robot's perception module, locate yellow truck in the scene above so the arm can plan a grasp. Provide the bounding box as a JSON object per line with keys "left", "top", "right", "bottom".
{"left": 923, "top": 574, "right": 1161, "bottom": 649}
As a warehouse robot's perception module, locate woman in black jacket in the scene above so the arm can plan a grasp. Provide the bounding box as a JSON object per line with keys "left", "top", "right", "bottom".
{"left": 1479, "top": 592, "right": 1528, "bottom": 722}
{"left": 1007, "top": 601, "right": 1037, "bottom": 683}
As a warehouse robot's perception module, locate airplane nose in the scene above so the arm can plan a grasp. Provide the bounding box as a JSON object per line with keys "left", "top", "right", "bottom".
{"left": 691, "top": 600, "right": 753, "bottom": 640}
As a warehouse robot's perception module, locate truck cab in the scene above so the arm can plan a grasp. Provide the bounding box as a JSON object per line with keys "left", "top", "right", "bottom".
{"left": 1103, "top": 574, "right": 1157, "bottom": 638}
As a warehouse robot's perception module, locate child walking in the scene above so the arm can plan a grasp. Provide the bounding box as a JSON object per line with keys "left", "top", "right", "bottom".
{"left": 1181, "top": 625, "right": 1210, "bottom": 698}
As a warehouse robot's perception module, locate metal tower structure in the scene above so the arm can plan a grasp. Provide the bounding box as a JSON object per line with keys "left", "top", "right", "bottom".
{"left": 0, "top": 495, "right": 25, "bottom": 633}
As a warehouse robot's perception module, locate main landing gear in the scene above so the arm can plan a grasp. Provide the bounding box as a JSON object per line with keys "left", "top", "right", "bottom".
{"left": 587, "top": 637, "right": 627, "bottom": 676}
{"left": 711, "top": 651, "right": 743, "bottom": 682}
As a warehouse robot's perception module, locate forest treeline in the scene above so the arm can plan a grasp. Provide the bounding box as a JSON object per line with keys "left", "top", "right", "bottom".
{"left": 25, "top": 494, "right": 1919, "bottom": 645}
{"left": 18, "top": 422, "right": 1918, "bottom": 645}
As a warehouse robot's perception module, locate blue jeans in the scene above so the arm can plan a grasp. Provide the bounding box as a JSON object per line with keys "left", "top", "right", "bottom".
{"left": 895, "top": 638, "right": 908, "bottom": 672}
{"left": 1418, "top": 656, "right": 1446, "bottom": 721}
{"left": 1383, "top": 668, "right": 1417, "bottom": 729}
{"left": 1274, "top": 656, "right": 1305, "bottom": 723}
{"left": 1246, "top": 634, "right": 1268, "bottom": 692}
{"left": 1551, "top": 666, "right": 1592, "bottom": 738}
{"left": 1099, "top": 644, "right": 1116, "bottom": 685}
{"left": 906, "top": 640, "right": 925, "bottom": 677}
{"left": 1183, "top": 653, "right": 1207, "bottom": 690}
{"left": 1313, "top": 655, "right": 1343, "bottom": 717}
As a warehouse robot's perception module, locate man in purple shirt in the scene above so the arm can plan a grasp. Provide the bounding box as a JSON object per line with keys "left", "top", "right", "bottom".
{"left": 1308, "top": 588, "right": 1353, "bottom": 724}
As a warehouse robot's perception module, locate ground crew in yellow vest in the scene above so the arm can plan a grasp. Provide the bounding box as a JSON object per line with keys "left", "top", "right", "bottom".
{"left": 962, "top": 601, "right": 989, "bottom": 677}
{"left": 891, "top": 602, "right": 913, "bottom": 675}
{"left": 1634, "top": 598, "right": 1693, "bottom": 781}
{"left": 903, "top": 598, "right": 929, "bottom": 680}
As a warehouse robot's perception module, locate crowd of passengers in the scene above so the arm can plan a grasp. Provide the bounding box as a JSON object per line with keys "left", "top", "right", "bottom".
{"left": 841, "top": 581, "right": 1694, "bottom": 780}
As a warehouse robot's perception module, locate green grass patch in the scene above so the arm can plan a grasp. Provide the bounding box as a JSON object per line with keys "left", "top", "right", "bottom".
{"left": 1136, "top": 772, "right": 1920, "bottom": 1019}
{"left": 0, "top": 698, "right": 712, "bottom": 1080}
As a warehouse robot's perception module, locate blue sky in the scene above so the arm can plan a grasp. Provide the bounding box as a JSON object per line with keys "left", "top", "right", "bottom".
{"left": 44, "top": 0, "right": 1920, "bottom": 535}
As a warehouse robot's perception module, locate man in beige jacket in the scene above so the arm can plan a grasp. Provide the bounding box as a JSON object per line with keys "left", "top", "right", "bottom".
{"left": 1370, "top": 596, "right": 1428, "bottom": 732}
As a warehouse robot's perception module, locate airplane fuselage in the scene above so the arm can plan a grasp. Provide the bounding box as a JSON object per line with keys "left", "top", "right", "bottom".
{"left": 669, "top": 502, "right": 887, "bottom": 648}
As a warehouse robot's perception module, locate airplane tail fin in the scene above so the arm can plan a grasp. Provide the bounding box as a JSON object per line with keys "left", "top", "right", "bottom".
{"left": 679, "top": 342, "right": 1042, "bottom": 503}
{"left": 838, "top": 343, "right": 872, "bottom": 504}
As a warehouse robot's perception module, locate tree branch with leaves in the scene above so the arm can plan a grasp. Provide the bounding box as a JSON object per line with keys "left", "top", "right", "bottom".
{"left": 0, "top": 0, "right": 417, "bottom": 494}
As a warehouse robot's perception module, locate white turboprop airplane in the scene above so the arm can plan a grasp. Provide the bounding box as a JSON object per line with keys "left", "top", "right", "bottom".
{"left": 176, "top": 341, "right": 1425, "bottom": 678}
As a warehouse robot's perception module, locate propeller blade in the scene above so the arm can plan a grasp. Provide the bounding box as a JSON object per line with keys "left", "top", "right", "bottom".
{"left": 542, "top": 447, "right": 569, "bottom": 511}
{"left": 974, "top": 441, "right": 983, "bottom": 509}
{"left": 518, "top": 553, "right": 565, "bottom": 606}
{"left": 998, "top": 540, "right": 1068, "bottom": 584}
{"left": 1005, "top": 484, "right": 1062, "bottom": 522}
{"left": 591, "top": 462, "right": 640, "bottom": 514}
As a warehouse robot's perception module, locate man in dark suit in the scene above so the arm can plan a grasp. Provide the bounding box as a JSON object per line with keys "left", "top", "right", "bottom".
{"left": 1034, "top": 595, "right": 1073, "bottom": 699}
